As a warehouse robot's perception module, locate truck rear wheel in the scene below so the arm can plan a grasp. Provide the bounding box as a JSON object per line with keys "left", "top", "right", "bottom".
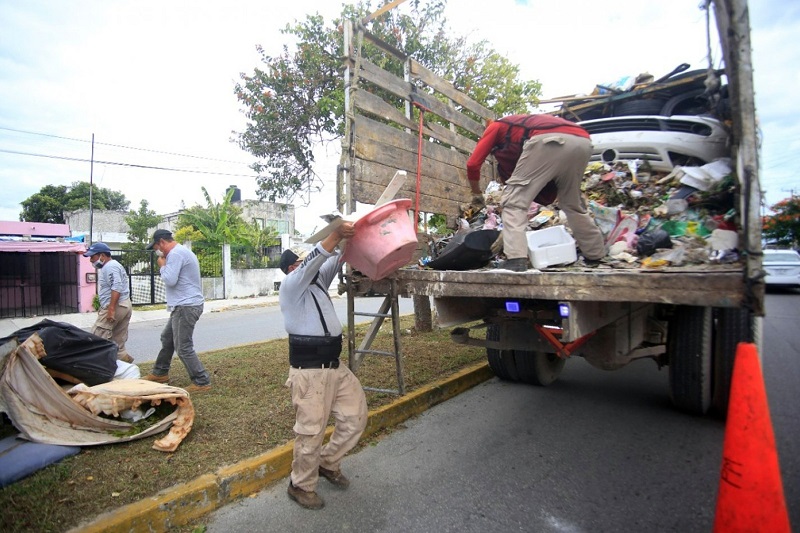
{"left": 486, "top": 324, "right": 520, "bottom": 381}
{"left": 667, "top": 306, "right": 713, "bottom": 415}
{"left": 712, "top": 307, "right": 754, "bottom": 417}
{"left": 486, "top": 324, "right": 564, "bottom": 385}
{"left": 515, "top": 351, "right": 565, "bottom": 386}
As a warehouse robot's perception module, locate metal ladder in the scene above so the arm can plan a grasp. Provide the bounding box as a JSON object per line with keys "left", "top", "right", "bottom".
{"left": 345, "top": 277, "right": 405, "bottom": 395}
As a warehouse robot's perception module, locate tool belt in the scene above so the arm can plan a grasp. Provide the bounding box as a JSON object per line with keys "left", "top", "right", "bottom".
{"left": 289, "top": 334, "right": 342, "bottom": 368}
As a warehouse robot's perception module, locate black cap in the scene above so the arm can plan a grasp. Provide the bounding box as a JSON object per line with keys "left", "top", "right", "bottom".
{"left": 279, "top": 249, "right": 299, "bottom": 274}
{"left": 279, "top": 248, "right": 310, "bottom": 274}
{"left": 146, "top": 229, "right": 173, "bottom": 250}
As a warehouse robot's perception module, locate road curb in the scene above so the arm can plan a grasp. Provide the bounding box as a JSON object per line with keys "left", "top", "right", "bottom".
{"left": 71, "top": 361, "right": 494, "bottom": 532}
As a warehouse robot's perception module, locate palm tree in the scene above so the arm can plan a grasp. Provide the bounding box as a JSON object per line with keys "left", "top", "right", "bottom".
{"left": 175, "top": 187, "right": 280, "bottom": 273}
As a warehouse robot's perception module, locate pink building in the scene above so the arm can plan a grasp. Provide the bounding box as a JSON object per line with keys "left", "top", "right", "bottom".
{"left": 0, "top": 221, "right": 95, "bottom": 318}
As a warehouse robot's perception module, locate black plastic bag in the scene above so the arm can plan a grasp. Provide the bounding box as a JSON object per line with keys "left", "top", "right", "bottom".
{"left": 637, "top": 228, "right": 673, "bottom": 257}
{"left": 3, "top": 319, "right": 118, "bottom": 386}
{"left": 428, "top": 229, "right": 501, "bottom": 270}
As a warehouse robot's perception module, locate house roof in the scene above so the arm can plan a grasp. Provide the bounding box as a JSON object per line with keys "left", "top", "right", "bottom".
{"left": 0, "top": 221, "right": 71, "bottom": 238}
{"left": 0, "top": 241, "right": 86, "bottom": 253}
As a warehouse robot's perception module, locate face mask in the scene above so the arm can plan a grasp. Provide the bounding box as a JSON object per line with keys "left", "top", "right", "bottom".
{"left": 155, "top": 250, "right": 165, "bottom": 258}
{"left": 93, "top": 259, "right": 104, "bottom": 269}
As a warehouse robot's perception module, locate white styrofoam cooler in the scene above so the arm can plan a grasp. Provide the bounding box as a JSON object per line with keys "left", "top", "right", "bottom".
{"left": 526, "top": 225, "right": 577, "bottom": 269}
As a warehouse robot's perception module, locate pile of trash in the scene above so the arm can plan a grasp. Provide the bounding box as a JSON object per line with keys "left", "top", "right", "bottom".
{"left": 0, "top": 320, "right": 195, "bottom": 474}
{"left": 424, "top": 157, "right": 742, "bottom": 270}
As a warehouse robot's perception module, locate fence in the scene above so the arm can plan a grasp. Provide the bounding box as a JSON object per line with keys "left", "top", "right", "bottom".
{"left": 114, "top": 242, "right": 225, "bottom": 306}
{"left": 0, "top": 251, "right": 80, "bottom": 319}
{"left": 0, "top": 242, "right": 285, "bottom": 317}
{"left": 229, "top": 243, "right": 282, "bottom": 270}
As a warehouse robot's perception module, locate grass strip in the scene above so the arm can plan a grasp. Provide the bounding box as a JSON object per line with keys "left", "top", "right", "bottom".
{"left": 0, "top": 315, "right": 485, "bottom": 532}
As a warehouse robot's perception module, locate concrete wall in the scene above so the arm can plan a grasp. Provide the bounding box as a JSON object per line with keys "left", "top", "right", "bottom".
{"left": 221, "top": 243, "right": 285, "bottom": 299}
{"left": 226, "top": 268, "right": 285, "bottom": 298}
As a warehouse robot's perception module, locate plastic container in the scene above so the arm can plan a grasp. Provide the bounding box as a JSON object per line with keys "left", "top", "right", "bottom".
{"left": 343, "top": 199, "right": 417, "bottom": 280}
{"left": 526, "top": 225, "right": 577, "bottom": 269}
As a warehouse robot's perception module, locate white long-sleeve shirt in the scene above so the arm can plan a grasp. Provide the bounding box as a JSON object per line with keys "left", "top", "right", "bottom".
{"left": 160, "top": 244, "right": 204, "bottom": 309}
{"left": 278, "top": 243, "right": 343, "bottom": 337}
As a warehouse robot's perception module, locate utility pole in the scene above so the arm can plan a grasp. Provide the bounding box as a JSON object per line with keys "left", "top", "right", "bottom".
{"left": 89, "top": 133, "right": 94, "bottom": 244}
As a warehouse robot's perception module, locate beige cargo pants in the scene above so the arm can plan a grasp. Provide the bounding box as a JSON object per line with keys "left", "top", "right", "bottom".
{"left": 92, "top": 299, "right": 133, "bottom": 361}
{"left": 500, "top": 133, "right": 606, "bottom": 261}
{"left": 285, "top": 365, "right": 368, "bottom": 492}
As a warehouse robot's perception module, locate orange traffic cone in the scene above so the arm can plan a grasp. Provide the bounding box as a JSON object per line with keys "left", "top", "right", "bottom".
{"left": 713, "top": 342, "right": 791, "bottom": 533}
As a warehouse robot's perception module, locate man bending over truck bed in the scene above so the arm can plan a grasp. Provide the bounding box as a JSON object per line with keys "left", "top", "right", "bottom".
{"left": 466, "top": 114, "right": 606, "bottom": 271}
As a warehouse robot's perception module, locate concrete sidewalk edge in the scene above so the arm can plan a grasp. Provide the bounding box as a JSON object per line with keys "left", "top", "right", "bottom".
{"left": 71, "top": 361, "right": 494, "bottom": 532}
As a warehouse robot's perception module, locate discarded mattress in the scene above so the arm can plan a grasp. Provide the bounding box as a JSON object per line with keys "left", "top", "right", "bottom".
{"left": 0, "top": 319, "right": 118, "bottom": 385}
{"left": 0, "top": 336, "right": 195, "bottom": 452}
{"left": 0, "top": 435, "right": 80, "bottom": 488}
{"left": 427, "top": 229, "right": 500, "bottom": 271}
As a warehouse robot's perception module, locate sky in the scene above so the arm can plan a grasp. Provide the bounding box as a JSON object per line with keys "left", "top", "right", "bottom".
{"left": 0, "top": 0, "right": 797, "bottom": 237}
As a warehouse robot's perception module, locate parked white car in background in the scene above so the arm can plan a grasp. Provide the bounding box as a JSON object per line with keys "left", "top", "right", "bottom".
{"left": 763, "top": 249, "right": 800, "bottom": 288}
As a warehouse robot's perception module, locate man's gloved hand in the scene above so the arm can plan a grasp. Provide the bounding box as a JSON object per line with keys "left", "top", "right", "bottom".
{"left": 471, "top": 194, "right": 485, "bottom": 209}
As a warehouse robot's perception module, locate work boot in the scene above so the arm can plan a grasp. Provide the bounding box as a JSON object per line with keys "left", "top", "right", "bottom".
{"left": 580, "top": 256, "right": 603, "bottom": 268}
{"left": 319, "top": 466, "right": 350, "bottom": 489}
{"left": 497, "top": 258, "right": 529, "bottom": 272}
{"left": 287, "top": 481, "right": 324, "bottom": 510}
{"left": 143, "top": 373, "right": 169, "bottom": 384}
{"left": 185, "top": 383, "right": 212, "bottom": 393}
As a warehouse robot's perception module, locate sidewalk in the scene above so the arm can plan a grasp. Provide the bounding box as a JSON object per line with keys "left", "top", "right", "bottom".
{"left": 0, "top": 294, "right": 289, "bottom": 339}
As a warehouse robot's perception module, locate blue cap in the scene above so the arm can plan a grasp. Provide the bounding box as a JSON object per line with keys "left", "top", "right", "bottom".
{"left": 83, "top": 242, "right": 112, "bottom": 257}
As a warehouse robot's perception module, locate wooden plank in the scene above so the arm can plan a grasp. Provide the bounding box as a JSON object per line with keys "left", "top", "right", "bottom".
{"left": 354, "top": 114, "right": 489, "bottom": 175}
{"left": 362, "top": 0, "right": 409, "bottom": 24}
{"left": 354, "top": 58, "right": 485, "bottom": 137}
{"left": 352, "top": 91, "right": 478, "bottom": 153}
{"left": 407, "top": 90, "right": 485, "bottom": 137}
{"left": 351, "top": 159, "right": 464, "bottom": 217}
{"left": 388, "top": 268, "right": 746, "bottom": 307}
{"left": 351, "top": 120, "right": 495, "bottom": 212}
{"left": 351, "top": 138, "right": 494, "bottom": 207}
{"left": 353, "top": 88, "right": 414, "bottom": 128}
{"left": 409, "top": 59, "right": 495, "bottom": 120}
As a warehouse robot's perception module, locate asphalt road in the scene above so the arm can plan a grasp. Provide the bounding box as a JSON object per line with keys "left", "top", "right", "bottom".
{"left": 203, "top": 292, "right": 799, "bottom": 532}
{"left": 125, "top": 296, "right": 416, "bottom": 363}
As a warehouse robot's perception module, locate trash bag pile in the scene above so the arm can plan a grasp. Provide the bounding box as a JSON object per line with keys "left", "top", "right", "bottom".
{"left": 424, "top": 157, "right": 742, "bottom": 270}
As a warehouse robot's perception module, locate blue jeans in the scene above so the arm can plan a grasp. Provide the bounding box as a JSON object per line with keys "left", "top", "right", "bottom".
{"left": 153, "top": 304, "right": 210, "bottom": 386}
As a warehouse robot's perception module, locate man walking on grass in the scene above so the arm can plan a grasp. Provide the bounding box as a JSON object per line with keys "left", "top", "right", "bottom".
{"left": 143, "top": 229, "right": 211, "bottom": 393}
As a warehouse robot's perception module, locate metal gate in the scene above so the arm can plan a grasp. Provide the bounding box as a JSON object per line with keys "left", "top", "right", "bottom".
{"left": 0, "top": 251, "right": 80, "bottom": 318}
{"left": 115, "top": 248, "right": 166, "bottom": 306}
{"left": 114, "top": 244, "right": 224, "bottom": 306}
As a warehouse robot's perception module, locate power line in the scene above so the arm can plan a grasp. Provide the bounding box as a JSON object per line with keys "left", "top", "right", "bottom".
{"left": 0, "top": 125, "right": 252, "bottom": 166}
{"left": 0, "top": 148, "right": 259, "bottom": 178}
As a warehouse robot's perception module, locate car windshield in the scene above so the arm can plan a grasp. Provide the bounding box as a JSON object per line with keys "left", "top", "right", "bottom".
{"left": 766, "top": 252, "right": 800, "bottom": 263}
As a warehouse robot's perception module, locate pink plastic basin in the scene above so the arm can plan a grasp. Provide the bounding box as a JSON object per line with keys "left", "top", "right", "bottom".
{"left": 343, "top": 199, "right": 417, "bottom": 280}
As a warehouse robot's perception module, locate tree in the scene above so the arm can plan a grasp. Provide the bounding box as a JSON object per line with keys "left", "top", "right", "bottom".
{"left": 176, "top": 187, "right": 248, "bottom": 246}
{"left": 234, "top": 0, "right": 541, "bottom": 203}
{"left": 20, "top": 181, "right": 130, "bottom": 223}
{"left": 763, "top": 196, "right": 800, "bottom": 248}
{"left": 120, "top": 200, "right": 162, "bottom": 271}
{"left": 175, "top": 186, "right": 281, "bottom": 249}
{"left": 175, "top": 187, "right": 280, "bottom": 274}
